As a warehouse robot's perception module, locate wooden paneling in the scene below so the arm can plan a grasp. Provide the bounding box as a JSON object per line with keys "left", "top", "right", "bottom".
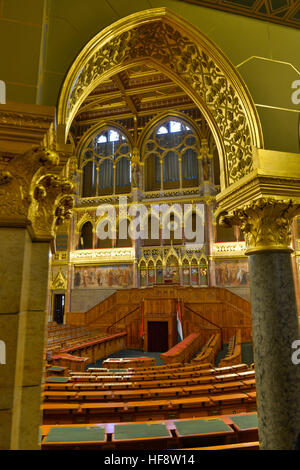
{"left": 66, "top": 286, "right": 252, "bottom": 353}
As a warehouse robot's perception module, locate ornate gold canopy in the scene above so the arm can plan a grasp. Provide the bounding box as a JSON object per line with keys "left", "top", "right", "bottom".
{"left": 57, "top": 8, "right": 263, "bottom": 191}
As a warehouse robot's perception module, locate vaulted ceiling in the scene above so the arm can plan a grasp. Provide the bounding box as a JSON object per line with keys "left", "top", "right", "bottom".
{"left": 71, "top": 64, "right": 211, "bottom": 144}
{"left": 182, "top": 0, "right": 300, "bottom": 29}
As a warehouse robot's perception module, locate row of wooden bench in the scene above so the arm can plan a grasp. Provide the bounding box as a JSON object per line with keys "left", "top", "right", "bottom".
{"left": 53, "top": 366, "right": 254, "bottom": 385}
{"left": 42, "top": 365, "right": 257, "bottom": 424}
{"left": 79, "top": 362, "right": 248, "bottom": 376}
{"left": 41, "top": 411, "right": 259, "bottom": 450}
{"left": 43, "top": 379, "right": 256, "bottom": 402}
{"left": 44, "top": 369, "right": 255, "bottom": 391}
{"left": 42, "top": 390, "right": 257, "bottom": 425}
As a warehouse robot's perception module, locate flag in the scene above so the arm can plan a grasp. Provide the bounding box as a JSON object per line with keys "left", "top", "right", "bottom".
{"left": 177, "top": 300, "right": 183, "bottom": 342}
{"left": 139, "top": 300, "right": 144, "bottom": 341}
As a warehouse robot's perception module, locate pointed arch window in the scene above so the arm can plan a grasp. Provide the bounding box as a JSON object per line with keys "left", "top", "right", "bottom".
{"left": 79, "top": 126, "right": 132, "bottom": 197}
{"left": 143, "top": 117, "right": 200, "bottom": 191}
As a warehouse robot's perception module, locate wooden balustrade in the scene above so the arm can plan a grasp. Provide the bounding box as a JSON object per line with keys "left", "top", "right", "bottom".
{"left": 192, "top": 333, "right": 221, "bottom": 366}
{"left": 219, "top": 329, "right": 242, "bottom": 367}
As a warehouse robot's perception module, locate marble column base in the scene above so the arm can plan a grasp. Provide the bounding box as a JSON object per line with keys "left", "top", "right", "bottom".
{"left": 249, "top": 251, "right": 300, "bottom": 450}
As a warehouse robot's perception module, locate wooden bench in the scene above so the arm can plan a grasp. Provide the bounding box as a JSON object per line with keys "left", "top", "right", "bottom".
{"left": 160, "top": 333, "right": 202, "bottom": 365}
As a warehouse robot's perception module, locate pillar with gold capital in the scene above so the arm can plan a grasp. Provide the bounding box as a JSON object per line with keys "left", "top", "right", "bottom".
{"left": 0, "top": 146, "right": 75, "bottom": 450}
{"left": 219, "top": 198, "right": 300, "bottom": 450}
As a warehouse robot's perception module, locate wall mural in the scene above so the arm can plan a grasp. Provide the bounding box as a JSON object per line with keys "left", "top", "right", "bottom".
{"left": 215, "top": 259, "right": 249, "bottom": 287}
{"left": 74, "top": 264, "right": 134, "bottom": 289}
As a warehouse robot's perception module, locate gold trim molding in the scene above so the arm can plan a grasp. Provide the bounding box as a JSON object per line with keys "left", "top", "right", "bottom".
{"left": 70, "top": 247, "right": 135, "bottom": 264}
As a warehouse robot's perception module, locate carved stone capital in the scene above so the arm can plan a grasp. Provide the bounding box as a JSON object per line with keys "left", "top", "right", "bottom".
{"left": 219, "top": 198, "right": 300, "bottom": 254}
{"left": 28, "top": 174, "right": 75, "bottom": 241}
{"left": 0, "top": 145, "right": 60, "bottom": 225}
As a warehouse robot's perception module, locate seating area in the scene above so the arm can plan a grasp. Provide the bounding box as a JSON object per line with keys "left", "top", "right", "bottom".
{"left": 46, "top": 322, "right": 127, "bottom": 369}
{"left": 42, "top": 317, "right": 257, "bottom": 450}
{"left": 46, "top": 323, "right": 105, "bottom": 353}
{"left": 41, "top": 356, "right": 258, "bottom": 450}
{"left": 42, "top": 362, "right": 256, "bottom": 426}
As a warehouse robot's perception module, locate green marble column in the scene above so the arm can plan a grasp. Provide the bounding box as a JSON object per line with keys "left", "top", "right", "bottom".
{"left": 249, "top": 251, "right": 300, "bottom": 450}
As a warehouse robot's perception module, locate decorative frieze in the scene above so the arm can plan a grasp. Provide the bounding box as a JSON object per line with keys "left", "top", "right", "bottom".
{"left": 70, "top": 247, "right": 135, "bottom": 264}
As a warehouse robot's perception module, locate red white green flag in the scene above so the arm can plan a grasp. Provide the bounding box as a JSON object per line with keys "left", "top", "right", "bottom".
{"left": 177, "top": 300, "right": 183, "bottom": 342}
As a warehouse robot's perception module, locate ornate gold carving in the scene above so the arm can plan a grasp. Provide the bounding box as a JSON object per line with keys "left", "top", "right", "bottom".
{"left": 29, "top": 174, "right": 75, "bottom": 240}
{"left": 131, "top": 148, "right": 142, "bottom": 189}
{"left": 58, "top": 9, "right": 263, "bottom": 188}
{"left": 219, "top": 198, "right": 300, "bottom": 254}
{"left": 212, "top": 241, "right": 246, "bottom": 257}
{"left": 0, "top": 170, "right": 13, "bottom": 185}
{"left": 141, "top": 245, "right": 207, "bottom": 267}
{"left": 68, "top": 22, "right": 253, "bottom": 185}
{"left": 70, "top": 247, "right": 134, "bottom": 263}
{"left": 0, "top": 111, "right": 54, "bottom": 130}
{"left": 0, "top": 146, "right": 60, "bottom": 222}
{"left": 51, "top": 269, "right": 67, "bottom": 290}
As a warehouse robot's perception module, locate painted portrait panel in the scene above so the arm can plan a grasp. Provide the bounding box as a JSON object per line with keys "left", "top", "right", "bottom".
{"left": 74, "top": 264, "right": 134, "bottom": 289}
{"left": 215, "top": 260, "right": 249, "bottom": 287}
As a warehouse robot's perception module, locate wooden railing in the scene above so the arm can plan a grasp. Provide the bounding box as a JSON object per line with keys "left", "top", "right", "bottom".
{"left": 184, "top": 304, "right": 223, "bottom": 343}
{"left": 106, "top": 306, "right": 140, "bottom": 333}
{"left": 219, "top": 329, "right": 242, "bottom": 366}
{"left": 192, "top": 333, "right": 222, "bottom": 366}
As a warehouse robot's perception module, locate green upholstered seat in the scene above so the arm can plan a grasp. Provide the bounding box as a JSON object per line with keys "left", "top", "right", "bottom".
{"left": 114, "top": 422, "right": 170, "bottom": 440}
{"left": 174, "top": 418, "right": 231, "bottom": 436}
{"left": 45, "top": 425, "right": 105, "bottom": 443}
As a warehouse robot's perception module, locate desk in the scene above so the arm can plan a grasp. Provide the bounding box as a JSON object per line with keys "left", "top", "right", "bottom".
{"left": 102, "top": 357, "right": 156, "bottom": 369}
{"left": 213, "top": 381, "right": 246, "bottom": 392}
{"left": 227, "top": 412, "right": 258, "bottom": 442}
{"left": 42, "top": 403, "right": 80, "bottom": 424}
{"left": 45, "top": 376, "right": 69, "bottom": 383}
{"left": 112, "top": 421, "right": 173, "bottom": 450}
{"left": 183, "top": 384, "right": 215, "bottom": 395}
{"left": 172, "top": 417, "right": 235, "bottom": 447}
{"left": 42, "top": 424, "right": 106, "bottom": 450}
{"left": 209, "top": 393, "right": 249, "bottom": 415}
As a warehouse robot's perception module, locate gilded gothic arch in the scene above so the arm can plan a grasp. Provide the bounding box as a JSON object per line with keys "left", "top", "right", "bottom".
{"left": 57, "top": 7, "right": 263, "bottom": 190}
